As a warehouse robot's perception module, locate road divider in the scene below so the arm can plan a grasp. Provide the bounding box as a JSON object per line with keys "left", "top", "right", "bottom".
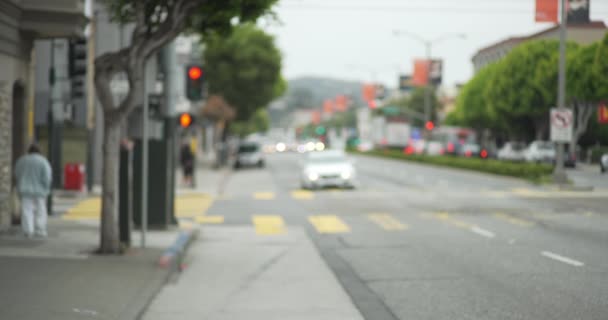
{"left": 350, "top": 150, "right": 553, "bottom": 181}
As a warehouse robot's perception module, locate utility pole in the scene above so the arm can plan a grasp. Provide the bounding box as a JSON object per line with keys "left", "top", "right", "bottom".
{"left": 423, "top": 42, "right": 432, "bottom": 125}
{"left": 141, "top": 62, "right": 149, "bottom": 248}
{"left": 553, "top": 0, "right": 568, "bottom": 184}
{"left": 48, "top": 39, "right": 64, "bottom": 214}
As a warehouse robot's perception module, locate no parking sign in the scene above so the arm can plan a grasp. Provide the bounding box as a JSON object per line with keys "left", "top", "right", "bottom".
{"left": 550, "top": 108, "right": 573, "bottom": 143}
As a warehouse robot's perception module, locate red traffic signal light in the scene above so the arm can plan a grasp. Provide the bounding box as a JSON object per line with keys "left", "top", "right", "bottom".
{"left": 188, "top": 66, "right": 202, "bottom": 80}
{"left": 179, "top": 113, "right": 193, "bottom": 128}
{"left": 425, "top": 121, "right": 435, "bottom": 131}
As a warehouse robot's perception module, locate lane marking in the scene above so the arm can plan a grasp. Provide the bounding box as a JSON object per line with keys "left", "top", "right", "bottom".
{"left": 470, "top": 226, "right": 496, "bottom": 238}
{"left": 308, "top": 215, "right": 350, "bottom": 234}
{"left": 541, "top": 251, "right": 584, "bottom": 267}
{"left": 493, "top": 212, "right": 535, "bottom": 227}
{"left": 433, "top": 212, "right": 474, "bottom": 229}
{"left": 291, "top": 190, "right": 314, "bottom": 200}
{"left": 195, "top": 215, "right": 224, "bottom": 224}
{"left": 253, "top": 215, "right": 286, "bottom": 235}
{"left": 368, "top": 213, "right": 408, "bottom": 231}
{"left": 175, "top": 193, "right": 214, "bottom": 218}
{"left": 254, "top": 192, "right": 276, "bottom": 200}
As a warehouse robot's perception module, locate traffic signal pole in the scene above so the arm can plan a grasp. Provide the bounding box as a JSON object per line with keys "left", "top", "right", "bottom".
{"left": 553, "top": 0, "right": 568, "bottom": 184}
{"left": 141, "top": 62, "right": 149, "bottom": 248}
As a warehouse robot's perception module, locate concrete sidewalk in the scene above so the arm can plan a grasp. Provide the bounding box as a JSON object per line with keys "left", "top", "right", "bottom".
{"left": 142, "top": 226, "right": 364, "bottom": 320}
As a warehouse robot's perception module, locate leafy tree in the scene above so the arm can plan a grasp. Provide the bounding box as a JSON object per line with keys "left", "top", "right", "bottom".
{"left": 486, "top": 40, "right": 579, "bottom": 140}
{"left": 96, "top": 0, "right": 278, "bottom": 254}
{"left": 384, "top": 87, "right": 440, "bottom": 127}
{"left": 203, "top": 24, "right": 283, "bottom": 122}
{"left": 594, "top": 33, "right": 608, "bottom": 99}
{"left": 230, "top": 108, "right": 270, "bottom": 137}
{"left": 566, "top": 42, "right": 602, "bottom": 153}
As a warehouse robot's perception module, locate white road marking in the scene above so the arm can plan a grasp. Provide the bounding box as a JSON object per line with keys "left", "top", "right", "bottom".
{"left": 470, "top": 226, "right": 496, "bottom": 238}
{"left": 541, "top": 251, "right": 584, "bottom": 267}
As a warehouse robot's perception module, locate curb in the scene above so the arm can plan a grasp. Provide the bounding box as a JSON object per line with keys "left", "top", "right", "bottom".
{"left": 134, "top": 229, "right": 199, "bottom": 320}
{"left": 158, "top": 228, "right": 199, "bottom": 271}
{"left": 556, "top": 184, "right": 595, "bottom": 192}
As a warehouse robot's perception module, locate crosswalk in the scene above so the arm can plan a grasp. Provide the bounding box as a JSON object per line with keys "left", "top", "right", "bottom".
{"left": 187, "top": 209, "right": 596, "bottom": 236}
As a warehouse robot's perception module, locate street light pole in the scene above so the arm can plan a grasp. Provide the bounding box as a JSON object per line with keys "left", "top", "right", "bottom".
{"left": 554, "top": 0, "right": 568, "bottom": 183}
{"left": 392, "top": 31, "right": 465, "bottom": 126}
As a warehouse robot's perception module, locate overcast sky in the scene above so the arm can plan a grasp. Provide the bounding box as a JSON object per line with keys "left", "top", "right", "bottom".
{"left": 265, "top": 0, "right": 608, "bottom": 89}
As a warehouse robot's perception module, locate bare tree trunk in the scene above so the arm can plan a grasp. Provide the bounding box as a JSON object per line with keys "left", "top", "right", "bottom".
{"left": 569, "top": 101, "right": 595, "bottom": 155}
{"left": 99, "top": 119, "right": 121, "bottom": 253}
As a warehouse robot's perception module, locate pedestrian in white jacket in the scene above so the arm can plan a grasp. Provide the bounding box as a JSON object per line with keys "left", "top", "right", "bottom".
{"left": 14, "top": 144, "right": 52, "bottom": 238}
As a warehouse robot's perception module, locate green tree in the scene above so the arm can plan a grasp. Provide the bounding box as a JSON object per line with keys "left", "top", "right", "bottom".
{"left": 384, "top": 87, "right": 440, "bottom": 127}
{"left": 594, "top": 33, "right": 608, "bottom": 99}
{"left": 203, "top": 24, "right": 283, "bottom": 122}
{"left": 567, "top": 42, "right": 602, "bottom": 153}
{"left": 96, "top": 0, "right": 278, "bottom": 254}
{"left": 230, "top": 108, "right": 270, "bottom": 137}
{"left": 486, "top": 40, "right": 579, "bottom": 140}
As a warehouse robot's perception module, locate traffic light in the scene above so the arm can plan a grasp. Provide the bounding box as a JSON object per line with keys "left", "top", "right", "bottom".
{"left": 315, "top": 126, "right": 326, "bottom": 136}
{"left": 185, "top": 65, "right": 204, "bottom": 101}
{"left": 178, "top": 112, "right": 195, "bottom": 128}
{"left": 425, "top": 121, "right": 435, "bottom": 131}
{"left": 68, "top": 37, "right": 87, "bottom": 99}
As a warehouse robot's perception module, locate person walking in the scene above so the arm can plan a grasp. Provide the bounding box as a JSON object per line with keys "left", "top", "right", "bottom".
{"left": 179, "top": 141, "right": 194, "bottom": 187}
{"left": 14, "top": 144, "right": 52, "bottom": 238}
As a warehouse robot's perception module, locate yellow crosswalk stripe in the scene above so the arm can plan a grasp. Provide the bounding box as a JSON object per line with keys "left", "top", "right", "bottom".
{"left": 175, "top": 193, "right": 214, "bottom": 218}
{"left": 291, "top": 190, "right": 314, "bottom": 200}
{"left": 368, "top": 213, "right": 408, "bottom": 231}
{"left": 253, "top": 215, "right": 286, "bottom": 235}
{"left": 61, "top": 197, "right": 101, "bottom": 220}
{"left": 493, "top": 212, "right": 535, "bottom": 227}
{"left": 308, "top": 215, "right": 350, "bottom": 234}
{"left": 195, "top": 215, "right": 224, "bottom": 224}
{"left": 254, "top": 192, "right": 276, "bottom": 200}
{"left": 432, "top": 212, "right": 474, "bottom": 229}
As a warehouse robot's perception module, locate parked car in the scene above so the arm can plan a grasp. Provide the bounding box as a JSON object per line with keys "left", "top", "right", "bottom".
{"left": 234, "top": 142, "right": 265, "bottom": 169}
{"left": 524, "top": 141, "right": 556, "bottom": 163}
{"left": 300, "top": 150, "right": 356, "bottom": 189}
{"left": 459, "top": 143, "right": 481, "bottom": 158}
{"left": 563, "top": 151, "right": 577, "bottom": 168}
{"left": 601, "top": 153, "right": 608, "bottom": 173}
{"left": 497, "top": 142, "right": 526, "bottom": 161}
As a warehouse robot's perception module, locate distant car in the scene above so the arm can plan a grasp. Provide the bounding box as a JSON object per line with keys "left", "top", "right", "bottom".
{"left": 234, "top": 142, "right": 265, "bottom": 169}
{"left": 601, "top": 154, "right": 608, "bottom": 173}
{"left": 356, "top": 141, "right": 374, "bottom": 152}
{"left": 300, "top": 150, "right": 356, "bottom": 189}
{"left": 425, "top": 141, "right": 445, "bottom": 156}
{"left": 459, "top": 143, "right": 481, "bottom": 158}
{"left": 524, "top": 141, "right": 556, "bottom": 163}
{"left": 564, "top": 151, "right": 577, "bottom": 168}
{"left": 444, "top": 139, "right": 465, "bottom": 156}
{"left": 497, "top": 142, "right": 526, "bottom": 162}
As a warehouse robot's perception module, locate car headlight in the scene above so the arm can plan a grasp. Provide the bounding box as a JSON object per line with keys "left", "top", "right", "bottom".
{"left": 341, "top": 171, "right": 351, "bottom": 179}
{"left": 315, "top": 142, "right": 325, "bottom": 151}
{"left": 308, "top": 172, "right": 319, "bottom": 181}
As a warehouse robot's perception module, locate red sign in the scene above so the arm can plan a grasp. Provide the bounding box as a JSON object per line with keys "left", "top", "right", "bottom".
{"left": 599, "top": 102, "right": 608, "bottom": 124}
{"left": 335, "top": 95, "right": 348, "bottom": 112}
{"left": 311, "top": 111, "right": 321, "bottom": 125}
{"left": 535, "top": 0, "right": 558, "bottom": 22}
{"left": 323, "top": 99, "right": 334, "bottom": 114}
{"left": 412, "top": 60, "right": 430, "bottom": 86}
{"left": 362, "top": 84, "right": 376, "bottom": 102}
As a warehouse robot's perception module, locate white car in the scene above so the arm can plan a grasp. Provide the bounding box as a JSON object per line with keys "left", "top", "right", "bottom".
{"left": 300, "top": 150, "right": 356, "bottom": 189}
{"left": 524, "top": 141, "right": 556, "bottom": 163}
{"left": 601, "top": 154, "right": 608, "bottom": 173}
{"left": 497, "top": 142, "right": 526, "bottom": 162}
{"left": 234, "top": 142, "right": 265, "bottom": 169}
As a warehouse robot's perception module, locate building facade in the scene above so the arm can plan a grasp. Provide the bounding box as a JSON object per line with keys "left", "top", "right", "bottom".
{"left": 472, "top": 22, "right": 607, "bottom": 73}
{"left": 0, "top": 0, "right": 86, "bottom": 227}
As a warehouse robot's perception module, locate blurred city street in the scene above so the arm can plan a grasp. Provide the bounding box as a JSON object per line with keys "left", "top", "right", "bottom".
{"left": 144, "top": 153, "right": 608, "bottom": 320}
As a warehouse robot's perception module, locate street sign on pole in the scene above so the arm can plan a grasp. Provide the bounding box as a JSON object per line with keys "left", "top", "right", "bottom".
{"left": 550, "top": 108, "right": 573, "bottom": 143}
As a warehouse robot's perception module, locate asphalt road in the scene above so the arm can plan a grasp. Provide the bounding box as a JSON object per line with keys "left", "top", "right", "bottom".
{"left": 204, "top": 152, "right": 608, "bottom": 320}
